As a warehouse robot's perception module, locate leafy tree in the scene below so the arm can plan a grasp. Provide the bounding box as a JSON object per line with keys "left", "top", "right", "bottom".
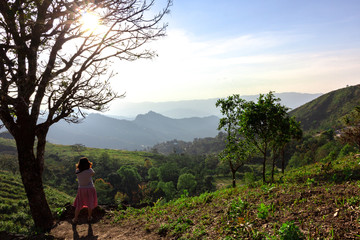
{"left": 157, "top": 181, "right": 176, "bottom": 201}
{"left": 204, "top": 153, "right": 220, "bottom": 170}
{"left": 117, "top": 165, "right": 141, "bottom": 202}
{"left": 107, "top": 172, "right": 122, "bottom": 190}
{"left": 148, "top": 167, "right": 159, "bottom": 181}
{"left": 158, "top": 162, "right": 180, "bottom": 184}
{"left": 71, "top": 144, "right": 86, "bottom": 156}
{"left": 177, "top": 173, "right": 197, "bottom": 195}
{"left": 270, "top": 113, "right": 302, "bottom": 182}
{"left": 240, "top": 92, "right": 291, "bottom": 183}
{"left": 0, "top": 0, "right": 171, "bottom": 230}
{"left": 94, "top": 178, "right": 113, "bottom": 204}
{"left": 216, "top": 95, "right": 256, "bottom": 187}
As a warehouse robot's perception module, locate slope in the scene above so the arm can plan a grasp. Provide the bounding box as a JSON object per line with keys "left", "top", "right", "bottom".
{"left": 290, "top": 84, "right": 360, "bottom": 132}
{"left": 0, "top": 170, "right": 73, "bottom": 235}
{"left": 48, "top": 153, "right": 360, "bottom": 239}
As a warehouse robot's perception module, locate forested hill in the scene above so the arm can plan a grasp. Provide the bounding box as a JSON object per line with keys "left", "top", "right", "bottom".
{"left": 290, "top": 84, "right": 360, "bottom": 132}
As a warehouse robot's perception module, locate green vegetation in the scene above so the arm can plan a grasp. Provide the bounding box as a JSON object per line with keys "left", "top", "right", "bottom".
{"left": 0, "top": 170, "right": 73, "bottom": 235}
{"left": 0, "top": 138, "right": 220, "bottom": 206}
{"left": 112, "top": 153, "right": 360, "bottom": 239}
{"left": 291, "top": 85, "right": 360, "bottom": 132}
{"left": 2, "top": 85, "right": 360, "bottom": 238}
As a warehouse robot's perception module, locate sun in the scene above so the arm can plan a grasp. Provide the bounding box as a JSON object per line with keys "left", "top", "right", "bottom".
{"left": 79, "top": 10, "right": 102, "bottom": 33}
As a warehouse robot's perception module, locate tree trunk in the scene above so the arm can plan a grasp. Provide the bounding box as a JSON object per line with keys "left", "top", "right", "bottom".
{"left": 15, "top": 130, "right": 54, "bottom": 232}
{"left": 281, "top": 147, "right": 285, "bottom": 174}
{"left": 231, "top": 169, "right": 236, "bottom": 188}
{"left": 262, "top": 147, "right": 267, "bottom": 183}
{"left": 271, "top": 151, "right": 276, "bottom": 183}
{"left": 229, "top": 161, "right": 236, "bottom": 188}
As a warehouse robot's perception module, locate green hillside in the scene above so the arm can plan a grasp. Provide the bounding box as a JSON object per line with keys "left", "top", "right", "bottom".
{"left": 290, "top": 84, "right": 360, "bottom": 132}
{"left": 110, "top": 153, "right": 360, "bottom": 239}
{"left": 0, "top": 170, "right": 73, "bottom": 235}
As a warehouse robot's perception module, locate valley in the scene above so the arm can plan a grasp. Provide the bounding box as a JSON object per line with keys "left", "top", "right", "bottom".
{"left": 1, "top": 85, "right": 360, "bottom": 239}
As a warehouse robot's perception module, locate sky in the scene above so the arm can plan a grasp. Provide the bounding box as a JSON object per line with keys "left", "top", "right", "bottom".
{"left": 108, "top": 0, "right": 360, "bottom": 109}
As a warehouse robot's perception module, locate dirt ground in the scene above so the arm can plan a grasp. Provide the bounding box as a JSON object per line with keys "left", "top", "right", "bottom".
{"left": 49, "top": 218, "right": 161, "bottom": 240}
{"left": 47, "top": 206, "right": 163, "bottom": 240}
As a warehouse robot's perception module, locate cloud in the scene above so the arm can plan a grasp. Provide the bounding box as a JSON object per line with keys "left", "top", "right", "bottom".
{"left": 110, "top": 29, "right": 360, "bottom": 103}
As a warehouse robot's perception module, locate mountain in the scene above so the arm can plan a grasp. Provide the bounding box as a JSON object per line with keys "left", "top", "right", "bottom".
{"left": 109, "top": 92, "right": 322, "bottom": 119}
{"left": 290, "top": 84, "right": 360, "bottom": 132}
{"left": 47, "top": 112, "right": 220, "bottom": 150}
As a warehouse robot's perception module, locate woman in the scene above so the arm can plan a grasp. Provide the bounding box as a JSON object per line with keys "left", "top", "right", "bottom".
{"left": 73, "top": 157, "right": 98, "bottom": 223}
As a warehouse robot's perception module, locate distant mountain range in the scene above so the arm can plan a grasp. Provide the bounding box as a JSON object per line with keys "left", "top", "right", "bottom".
{"left": 0, "top": 92, "right": 323, "bottom": 150}
{"left": 47, "top": 112, "right": 220, "bottom": 150}
{"left": 108, "top": 92, "right": 322, "bottom": 119}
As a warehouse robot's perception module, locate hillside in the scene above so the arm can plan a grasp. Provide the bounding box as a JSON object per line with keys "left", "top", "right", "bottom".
{"left": 46, "top": 153, "right": 360, "bottom": 239}
{"left": 0, "top": 170, "right": 73, "bottom": 236}
{"left": 290, "top": 84, "right": 360, "bottom": 132}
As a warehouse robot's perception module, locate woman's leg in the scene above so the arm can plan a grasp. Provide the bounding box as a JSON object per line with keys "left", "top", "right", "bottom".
{"left": 74, "top": 207, "right": 81, "bottom": 222}
{"left": 88, "top": 208, "right": 93, "bottom": 221}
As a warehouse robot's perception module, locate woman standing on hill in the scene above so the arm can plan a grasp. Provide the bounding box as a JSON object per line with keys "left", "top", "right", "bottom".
{"left": 73, "top": 157, "right": 98, "bottom": 223}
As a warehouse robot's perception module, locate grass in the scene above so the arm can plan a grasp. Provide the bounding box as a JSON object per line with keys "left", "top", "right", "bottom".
{"left": 111, "top": 153, "right": 360, "bottom": 239}
{"left": 0, "top": 170, "right": 73, "bottom": 235}
{"left": 0, "top": 136, "right": 162, "bottom": 169}
{"left": 44, "top": 141, "right": 161, "bottom": 166}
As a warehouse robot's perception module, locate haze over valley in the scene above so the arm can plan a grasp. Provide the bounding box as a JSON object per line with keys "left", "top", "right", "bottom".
{"left": 45, "top": 92, "right": 321, "bottom": 150}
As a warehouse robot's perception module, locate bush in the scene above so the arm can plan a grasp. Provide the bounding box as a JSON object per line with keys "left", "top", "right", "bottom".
{"left": 338, "top": 144, "right": 357, "bottom": 159}
{"left": 257, "top": 203, "right": 270, "bottom": 219}
{"left": 278, "top": 221, "right": 305, "bottom": 240}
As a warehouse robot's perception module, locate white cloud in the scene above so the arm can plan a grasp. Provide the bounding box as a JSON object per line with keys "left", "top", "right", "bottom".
{"left": 110, "top": 29, "right": 360, "bottom": 104}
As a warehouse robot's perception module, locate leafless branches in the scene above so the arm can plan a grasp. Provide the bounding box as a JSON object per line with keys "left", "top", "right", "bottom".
{"left": 0, "top": 0, "right": 171, "bottom": 132}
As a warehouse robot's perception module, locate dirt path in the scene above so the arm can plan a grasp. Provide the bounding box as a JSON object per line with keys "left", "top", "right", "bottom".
{"left": 50, "top": 218, "right": 163, "bottom": 240}
{"left": 46, "top": 206, "right": 165, "bottom": 240}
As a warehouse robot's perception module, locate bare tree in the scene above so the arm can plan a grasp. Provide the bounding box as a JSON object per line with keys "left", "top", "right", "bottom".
{"left": 0, "top": 0, "right": 171, "bottom": 231}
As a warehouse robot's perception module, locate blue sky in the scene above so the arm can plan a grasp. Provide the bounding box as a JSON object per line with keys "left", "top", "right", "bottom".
{"left": 109, "top": 0, "right": 360, "bottom": 109}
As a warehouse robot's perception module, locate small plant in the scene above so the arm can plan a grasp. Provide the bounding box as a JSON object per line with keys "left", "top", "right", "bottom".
{"left": 257, "top": 203, "right": 270, "bottom": 219}
{"left": 228, "top": 197, "right": 249, "bottom": 219}
{"left": 55, "top": 207, "right": 66, "bottom": 218}
{"left": 278, "top": 221, "right": 305, "bottom": 240}
{"left": 158, "top": 223, "right": 170, "bottom": 236}
{"left": 306, "top": 178, "right": 315, "bottom": 187}
{"left": 347, "top": 196, "right": 360, "bottom": 206}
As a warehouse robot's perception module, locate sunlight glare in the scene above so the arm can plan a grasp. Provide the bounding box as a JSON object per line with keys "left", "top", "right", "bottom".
{"left": 80, "top": 10, "right": 101, "bottom": 33}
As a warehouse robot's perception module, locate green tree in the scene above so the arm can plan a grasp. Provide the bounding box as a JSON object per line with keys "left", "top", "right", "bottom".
{"left": 177, "top": 173, "right": 197, "bottom": 195}
{"left": 148, "top": 167, "right": 160, "bottom": 181}
{"left": 158, "top": 162, "right": 180, "bottom": 184}
{"left": 240, "top": 92, "right": 288, "bottom": 183}
{"left": 0, "top": 0, "right": 171, "bottom": 230}
{"left": 270, "top": 113, "right": 302, "bottom": 182}
{"left": 117, "top": 165, "right": 141, "bottom": 202}
{"left": 157, "top": 181, "right": 176, "bottom": 201}
{"left": 94, "top": 178, "right": 113, "bottom": 204}
{"left": 216, "top": 95, "right": 255, "bottom": 187}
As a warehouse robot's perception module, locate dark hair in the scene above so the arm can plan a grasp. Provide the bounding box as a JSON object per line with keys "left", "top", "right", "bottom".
{"left": 76, "top": 157, "right": 93, "bottom": 174}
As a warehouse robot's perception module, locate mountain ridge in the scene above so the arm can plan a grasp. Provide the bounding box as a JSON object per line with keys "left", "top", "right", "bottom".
{"left": 290, "top": 84, "right": 360, "bottom": 132}
{"left": 108, "top": 92, "right": 322, "bottom": 119}
{"left": 47, "top": 112, "right": 220, "bottom": 150}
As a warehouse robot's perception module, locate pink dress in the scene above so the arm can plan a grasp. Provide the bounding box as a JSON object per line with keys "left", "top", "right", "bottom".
{"left": 73, "top": 168, "right": 98, "bottom": 209}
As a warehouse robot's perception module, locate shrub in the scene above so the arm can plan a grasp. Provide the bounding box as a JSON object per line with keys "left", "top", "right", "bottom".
{"left": 278, "top": 221, "right": 305, "bottom": 240}
{"left": 257, "top": 203, "right": 270, "bottom": 219}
